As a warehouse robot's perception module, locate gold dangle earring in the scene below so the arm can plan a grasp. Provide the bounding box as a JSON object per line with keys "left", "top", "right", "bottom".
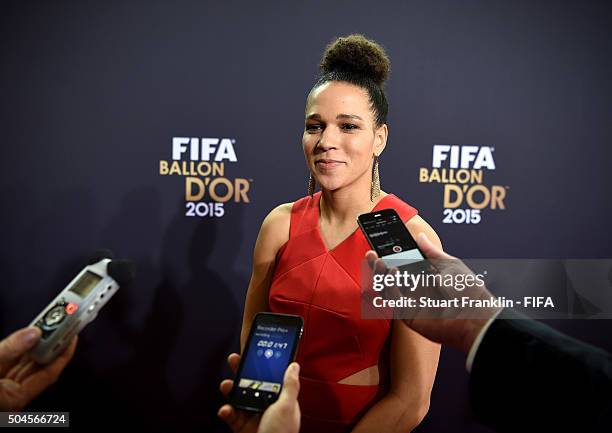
{"left": 371, "top": 155, "right": 380, "bottom": 202}
{"left": 307, "top": 173, "right": 316, "bottom": 197}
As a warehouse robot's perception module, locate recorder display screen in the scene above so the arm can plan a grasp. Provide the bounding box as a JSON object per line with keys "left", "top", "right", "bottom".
{"left": 238, "top": 323, "right": 297, "bottom": 395}
{"left": 69, "top": 271, "right": 102, "bottom": 297}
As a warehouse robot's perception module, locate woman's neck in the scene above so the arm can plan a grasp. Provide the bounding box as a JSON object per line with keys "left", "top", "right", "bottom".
{"left": 319, "top": 186, "right": 388, "bottom": 226}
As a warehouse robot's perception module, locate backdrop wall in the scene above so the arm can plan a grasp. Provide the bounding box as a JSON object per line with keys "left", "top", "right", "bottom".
{"left": 1, "top": 1, "right": 611, "bottom": 431}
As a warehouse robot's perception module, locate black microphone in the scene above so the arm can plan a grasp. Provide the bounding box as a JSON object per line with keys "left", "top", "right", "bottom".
{"left": 107, "top": 259, "right": 136, "bottom": 287}
{"left": 87, "top": 248, "right": 115, "bottom": 265}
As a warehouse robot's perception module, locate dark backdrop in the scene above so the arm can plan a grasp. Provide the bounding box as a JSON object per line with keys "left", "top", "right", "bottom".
{"left": 1, "top": 1, "right": 611, "bottom": 431}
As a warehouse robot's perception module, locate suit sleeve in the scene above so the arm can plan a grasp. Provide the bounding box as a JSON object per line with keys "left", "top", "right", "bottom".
{"left": 469, "top": 309, "right": 612, "bottom": 432}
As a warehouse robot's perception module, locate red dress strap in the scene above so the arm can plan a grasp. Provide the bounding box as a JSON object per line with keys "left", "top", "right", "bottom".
{"left": 274, "top": 192, "right": 321, "bottom": 265}
{"left": 288, "top": 192, "right": 320, "bottom": 238}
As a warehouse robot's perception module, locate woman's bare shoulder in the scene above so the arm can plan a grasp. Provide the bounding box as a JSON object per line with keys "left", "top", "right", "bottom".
{"left": 256, "top": 202, "right": 293, "bottom": 254}
{"left": 262, "top": 202, "right": 293, "bottom": 229}
{"left": 405, "top": 214, "right": 442, "bottom": 249}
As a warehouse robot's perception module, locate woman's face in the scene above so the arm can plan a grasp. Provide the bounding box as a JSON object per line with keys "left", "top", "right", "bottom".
{"left": 303, "top": 81, "right": 387, "bottom": 193}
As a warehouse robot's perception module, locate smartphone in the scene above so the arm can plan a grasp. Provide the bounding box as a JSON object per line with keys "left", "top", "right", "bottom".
{"left": 229, "top": 312, "right": 304, "bottom": 412}
{"left": 357, "top": 208, "right": 427, "bottom": 269}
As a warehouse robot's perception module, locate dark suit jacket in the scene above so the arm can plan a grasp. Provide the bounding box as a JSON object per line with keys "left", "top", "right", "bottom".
{"left": 469, "top": 309, "right": 612, "bottom": 432}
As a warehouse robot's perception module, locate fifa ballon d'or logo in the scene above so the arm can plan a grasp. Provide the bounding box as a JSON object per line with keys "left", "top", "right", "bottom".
{"left": 419, "top": 145, "right": 509, "bottom": 224}
{"left": 159, "top": 137, "right": 253, "bottom": 218}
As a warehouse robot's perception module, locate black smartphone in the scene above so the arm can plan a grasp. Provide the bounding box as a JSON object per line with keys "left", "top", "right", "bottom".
{"left": 357, "top": 208, "right": 427, "bottom": 269}
{"left": 229, "top": 312, "right": 304, "bottom": 412}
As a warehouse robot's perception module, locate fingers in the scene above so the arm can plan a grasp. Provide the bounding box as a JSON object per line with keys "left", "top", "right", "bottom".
{"left": 5, "top": 354, "right": 31, "bottom": 381}
{"left": 0, "top": 378, "right": 26, "bottom": 411}
{"left": 416, "top": 233, "right": 453, "bottom": 260}
{"left": 13, "top": 359, "right": 38, "bottom": 383}
{"left": 218, "top": 404, "right": 240, "bottom": 426}
{"left": 219, "top": 379, "right": 233, "bottom": 397}
{"left": 56, "top": 336, "right": 78, "bottom": 366}
{"left": 365, "top": 250, "right": 378, "bottom": 268}
{"left": 373, "top": 257, "right": 389, "bottom": 275}
{"left": 365, "top": 251, "right": 392, "bottom": 276}
{"left": 218, "top": 403, "right": 260, "bottom": 433}
{"left": 227, "top": 353, "right": 240, "bottom": 374}
{"left": 278, "top": 362, "right": 300, "bottom": 403}
{"left": 19, "top": 336, "right": 77, "bottom": 402}
{"left": 0, "top": 327, "right": 41, "bottom": 374}
{"left": 1, "top": 337, "right": 76, "bottom": 411}
{"left": 219, "top": 352, "right": 240, "bottom": 426}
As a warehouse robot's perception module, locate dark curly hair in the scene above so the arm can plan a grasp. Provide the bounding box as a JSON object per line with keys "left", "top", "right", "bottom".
{"left": 309, "top": 34, "right": 391, "bottom": 128}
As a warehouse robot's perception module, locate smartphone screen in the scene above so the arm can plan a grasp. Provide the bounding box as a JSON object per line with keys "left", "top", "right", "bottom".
{"left": 230, "top": 312, "right": 303, "bottom": 412}
{"left": 358, "top": 208, "right": 426, "bottom": 268}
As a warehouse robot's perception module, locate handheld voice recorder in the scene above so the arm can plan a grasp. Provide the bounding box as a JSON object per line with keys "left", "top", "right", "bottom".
{"left": 29, "top": 251, "right": 134, "bottom": 364}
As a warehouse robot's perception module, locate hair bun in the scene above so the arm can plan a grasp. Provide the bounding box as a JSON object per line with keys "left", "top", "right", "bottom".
{"left": 320, "top": 34, "right": 390, "bottom": 87}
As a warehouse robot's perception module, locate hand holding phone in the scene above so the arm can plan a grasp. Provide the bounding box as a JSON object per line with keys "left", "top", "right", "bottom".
{"left": 229, "top": 312, "right": 303, "bottom": 412}
{"left": 219, "top": 353, "right": 301, "bottom": 433}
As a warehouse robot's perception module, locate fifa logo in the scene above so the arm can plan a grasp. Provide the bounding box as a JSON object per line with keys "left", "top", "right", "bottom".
{"left": 432, "top": 145, "right": 495, "bottom": 170}
{"left": 159, "top": 137, "right": 253, "bottom": 217}
{"left": 420, "top": 145, "right": 509, "bottom": 224}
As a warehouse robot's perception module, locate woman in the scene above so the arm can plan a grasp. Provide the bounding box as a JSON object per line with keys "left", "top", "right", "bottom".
{"left": 239, "top": 34, "right": 441, "bottom": 432}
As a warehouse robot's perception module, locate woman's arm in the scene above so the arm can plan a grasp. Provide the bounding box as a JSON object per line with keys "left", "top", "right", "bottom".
{"left": 351, "top": 321, "right": 440, "bottom": 432}
{"left": 351, "top": 219, "right": 442, "bottom": 432}
{"left": 239, "top": 203, "right": 291, "bottom": 352}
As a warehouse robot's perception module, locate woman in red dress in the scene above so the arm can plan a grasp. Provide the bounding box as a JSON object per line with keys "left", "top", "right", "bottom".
{"left": 238, "top": 34, "right": 441, "bottom": 432}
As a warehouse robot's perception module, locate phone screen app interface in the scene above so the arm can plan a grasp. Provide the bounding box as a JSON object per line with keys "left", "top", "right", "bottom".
{"left": 362, "top": 212, "right": 425, "bottom": 266}
{"left": 238, "top": 322, "right": 297, "bottom": 400}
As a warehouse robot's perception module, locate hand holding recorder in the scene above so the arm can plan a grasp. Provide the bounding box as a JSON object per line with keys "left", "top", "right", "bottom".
{"left": 29, "top": 250, "right": 134, "bottom": 364}
{"left": 0, "top": 327, "right": 76, "bottom": 411}
{"left": 0, "top": 249, "right": 134, "bottom": 411}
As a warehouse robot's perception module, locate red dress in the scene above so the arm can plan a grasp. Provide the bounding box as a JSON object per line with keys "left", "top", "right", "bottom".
{"left": 269, "top": 192, "right": 418, "bottom": 433}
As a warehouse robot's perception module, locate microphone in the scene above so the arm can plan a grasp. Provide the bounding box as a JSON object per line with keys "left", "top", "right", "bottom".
{"left": 108, "top": 259, "right": 136, "bottom": 288}
{"left": 87, "top": 248, "right": 115, "bottom": 265}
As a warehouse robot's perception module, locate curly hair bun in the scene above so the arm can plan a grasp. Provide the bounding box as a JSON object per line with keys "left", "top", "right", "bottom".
{"left": 319, "top": 34, "right": 390, "bottom": 87}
